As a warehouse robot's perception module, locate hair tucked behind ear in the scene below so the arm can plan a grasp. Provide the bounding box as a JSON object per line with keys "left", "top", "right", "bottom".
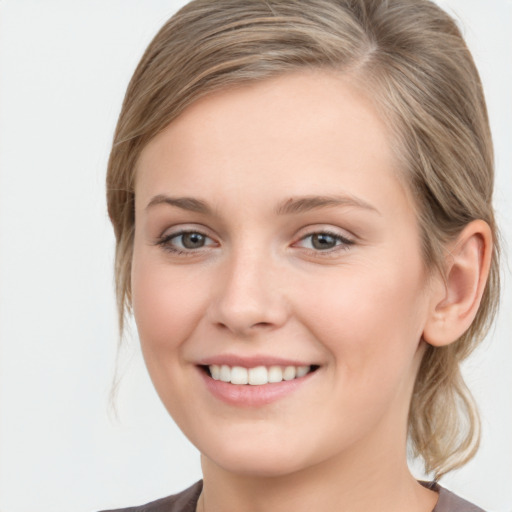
{"left": 106, "top": 0, "right": 500, "bottom": 478}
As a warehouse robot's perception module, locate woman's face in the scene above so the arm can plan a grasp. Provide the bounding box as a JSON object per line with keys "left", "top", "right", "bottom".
{"left": 132, "top": 71, "right": 434, "bottom": 477}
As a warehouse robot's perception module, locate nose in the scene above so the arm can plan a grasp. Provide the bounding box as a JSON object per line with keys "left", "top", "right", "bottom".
{"left": 207, "top": 247, "right": 289, "bottom": 337}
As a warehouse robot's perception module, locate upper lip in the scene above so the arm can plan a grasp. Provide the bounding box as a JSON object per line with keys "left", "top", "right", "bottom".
{"left": 196, "top": 354, "right": 318, "bottom": 368}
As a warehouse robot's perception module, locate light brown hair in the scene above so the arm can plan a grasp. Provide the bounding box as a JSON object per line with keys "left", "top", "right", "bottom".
{"left": 106, "top": 0, "right": 500, "bottom": 478}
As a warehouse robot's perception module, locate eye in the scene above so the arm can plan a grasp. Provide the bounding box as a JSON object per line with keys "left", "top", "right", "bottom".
{"left": 295, "top": 231, "right": 354, "bottom": 251}
{"left": 156, "top": 230, "right": 217, "bottom": 254}
{"left": 176, "top": 232, "right": 208, "bottom": 249}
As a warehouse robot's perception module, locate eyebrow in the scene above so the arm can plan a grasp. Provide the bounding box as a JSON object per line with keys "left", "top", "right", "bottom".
{"left": 145, "top": 195, "right": 211, "bottom": 214}
{"left": 145, "top": 194, "right": 380, "bottom": 216}
{"left": 274, "top": 195, "right": 380, "bottom": 216}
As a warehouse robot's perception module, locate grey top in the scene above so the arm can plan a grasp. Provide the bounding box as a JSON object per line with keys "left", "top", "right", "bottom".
{"left": 422, "top": 481, "right": 485, "bottom": 511}
{"left": 100, "top": 480, "right": 485, "bottom": 512}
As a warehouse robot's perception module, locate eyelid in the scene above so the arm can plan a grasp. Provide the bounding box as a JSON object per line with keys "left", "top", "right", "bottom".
{"left": 156, "top": 222, "right": 216, "bottom": 242}
{"left": 292, "top": 227, "right": 356, "bottom": 252}
{"left": 153, "top": 224, "right": 355, "bottom": 256}
{"left": 154, "top": 225, "right": 219, "bottom": 254}
{"left": 295, "top": 224, "right": 355, "bottom": 241}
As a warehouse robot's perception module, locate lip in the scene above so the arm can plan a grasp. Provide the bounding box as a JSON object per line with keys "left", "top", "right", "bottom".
{"left": 197, "top": 357, "right": 319, "bottom": 407}
{"left": 197, "top": 354, "right": 315, "bottom": 368}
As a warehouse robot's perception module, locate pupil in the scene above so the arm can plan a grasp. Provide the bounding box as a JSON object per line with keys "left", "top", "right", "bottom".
{"left": 312, "top": 233, "right": 336, "bottom": 250}
{"left": 182, "top": 233, "right": 205, "bottom": 249}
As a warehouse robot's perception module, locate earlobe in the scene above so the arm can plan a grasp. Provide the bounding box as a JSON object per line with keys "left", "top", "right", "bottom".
{"left": 423, "top": 220, "right": 493, "bottom": 347}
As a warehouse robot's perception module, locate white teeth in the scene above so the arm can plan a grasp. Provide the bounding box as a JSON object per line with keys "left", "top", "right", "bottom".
{"left": 210, "top": 364, "right": 220, "bottom": 380}
{"left": 220, "top": 364, "right": 231, "bottom": 382}
{"left": 231, "top": 366, "right": 248, "bottom": 385}
{"left": 283, "top": 366, "right": 296, "bottom": 381}
{"left": 297, "top": 365, "right": 309, "bottom": 378}
{"left": 248, "top": 366, "right": 268, "bottom": 385}
{"left": 208, "top": 364, "right": 312, "bottom": 385}
{"left": 268, "top": 366, "right": 283, "bottom": 383}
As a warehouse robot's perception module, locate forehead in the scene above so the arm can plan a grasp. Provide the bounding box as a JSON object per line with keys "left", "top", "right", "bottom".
{"left": 135, "top": 70, "right": 413, "bottom": 215}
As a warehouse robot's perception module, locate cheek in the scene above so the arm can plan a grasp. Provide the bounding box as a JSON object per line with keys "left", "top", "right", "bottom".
{"left": 307, "top": 271, "right": 427, "bottom": 436}
{"left": 131, "top": 253, "right": 206, "bottom": 356}
{"left": 297, "top": 257, "right": 428, "bottom": 378}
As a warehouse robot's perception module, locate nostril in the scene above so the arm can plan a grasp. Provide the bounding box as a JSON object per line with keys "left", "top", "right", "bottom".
{"left": 213, "top": 320, "right": 275, "bottom": 334}
{"left": 252, "top": 322, "right": 272, "bottom": 328}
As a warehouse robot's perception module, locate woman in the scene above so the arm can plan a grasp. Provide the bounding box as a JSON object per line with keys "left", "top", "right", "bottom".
{"left": 102, "top": 0, "right": 499, "bottom": 510}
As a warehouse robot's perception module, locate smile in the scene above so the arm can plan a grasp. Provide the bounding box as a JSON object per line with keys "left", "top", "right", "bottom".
{"left": 207, "top": 364, "right": 317, "bottom": 385}
{"left": 198, "top": 360, "right": 320, "bottom": 407}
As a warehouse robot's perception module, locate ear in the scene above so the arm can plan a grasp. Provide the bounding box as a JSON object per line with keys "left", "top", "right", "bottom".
{"left": 423, "top": 220, "right": 493, "bottom": 347}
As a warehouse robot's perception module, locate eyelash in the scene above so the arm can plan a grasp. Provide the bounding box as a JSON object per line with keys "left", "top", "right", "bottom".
{"left": 294, "top": 230, "right": 355, "bottom": 254}
{"left": 155, "top": 229, "right": 355, "bottom": 256}
{"left": 155, "top": 230, "right": 216, "bottom": 256}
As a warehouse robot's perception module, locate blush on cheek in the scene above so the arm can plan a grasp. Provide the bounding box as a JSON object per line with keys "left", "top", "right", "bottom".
{"left": 132, "top": 265, "right": 199, "bottom": 351}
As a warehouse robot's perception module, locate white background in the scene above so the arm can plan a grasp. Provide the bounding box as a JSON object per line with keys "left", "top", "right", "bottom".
{"left": 0, "top": 1, "right": 510, "bottom": 511}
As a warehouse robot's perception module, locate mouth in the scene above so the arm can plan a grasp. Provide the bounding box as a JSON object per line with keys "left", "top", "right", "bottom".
{"left": 197, "top": 356, "right": 321, "bottom": 406}
{"left": 200, "top": 364, "right": 320, "bottom": 385}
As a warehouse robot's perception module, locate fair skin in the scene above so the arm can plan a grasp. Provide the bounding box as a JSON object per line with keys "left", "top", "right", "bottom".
{"left": 131, "top": 71, "right": 490, "bottom": 512}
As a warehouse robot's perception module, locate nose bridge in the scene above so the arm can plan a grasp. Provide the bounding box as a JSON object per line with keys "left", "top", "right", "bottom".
{"left": 208, "top": 240, "right": 287, "bottom": 335}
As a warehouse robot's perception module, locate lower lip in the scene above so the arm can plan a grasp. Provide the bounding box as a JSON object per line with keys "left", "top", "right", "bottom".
{"left": 199, "top": 368, "right": 316, "bottom": 407}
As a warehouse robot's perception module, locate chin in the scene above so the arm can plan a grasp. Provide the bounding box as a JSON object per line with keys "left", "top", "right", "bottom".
{"left": 197, "top": 430, "right": 326, "bottom": 479}
{"left": 207, "top": 451, "right": 309, "bottom": 478}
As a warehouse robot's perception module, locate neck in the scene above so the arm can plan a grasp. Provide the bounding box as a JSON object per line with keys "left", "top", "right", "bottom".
{"left": 199, "top": 435, "right": 437, "bottom": 512}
